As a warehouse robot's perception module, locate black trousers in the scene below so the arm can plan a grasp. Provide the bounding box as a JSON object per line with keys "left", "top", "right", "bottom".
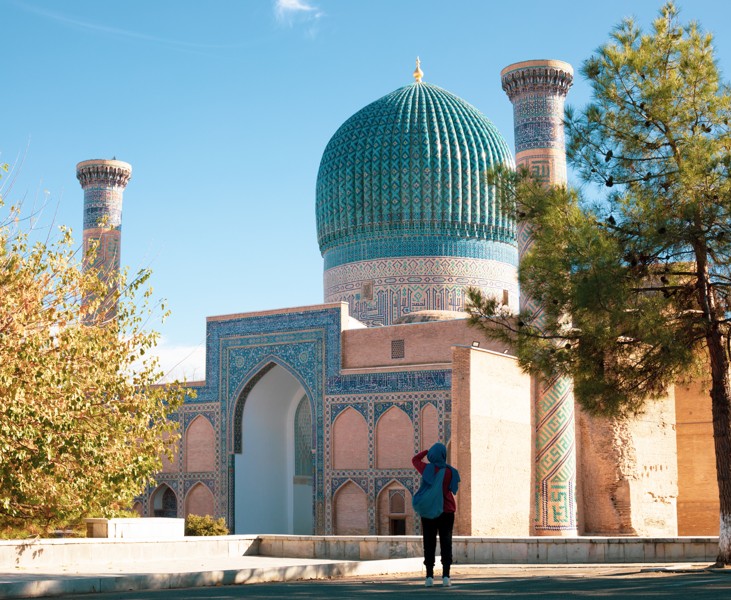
{"left": 421, "top": 511, "right": 454, "bottom": 578}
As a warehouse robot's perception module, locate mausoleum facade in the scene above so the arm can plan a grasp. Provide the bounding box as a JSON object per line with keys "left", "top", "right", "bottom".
{"left": 83, "top": 59, "right": 718, "bottom": 538}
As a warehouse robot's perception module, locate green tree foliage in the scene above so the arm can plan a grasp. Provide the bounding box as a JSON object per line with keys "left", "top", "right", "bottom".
{"left": 0, "top": 167, "right": 185, "bottom": 533}
{"left": 466, "top": 3, "right": 731, "bottom": 563}
{"left": 185, "top": 514, "right": 229, "bottom": 536}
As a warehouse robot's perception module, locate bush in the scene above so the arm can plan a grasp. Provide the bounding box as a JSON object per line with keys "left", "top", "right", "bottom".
{"left": 184, "top": 514, "right": 229, "bottom": 536}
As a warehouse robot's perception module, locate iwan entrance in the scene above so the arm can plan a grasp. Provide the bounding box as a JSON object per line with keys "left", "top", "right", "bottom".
{"left": 234, "top": 363, "right": 314, "bottom": 534}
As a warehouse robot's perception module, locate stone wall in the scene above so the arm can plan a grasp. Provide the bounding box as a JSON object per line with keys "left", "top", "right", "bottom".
{"left": 1, "top": 535, "right": 718, "bottom": 572}
{"left": 626, "top": 393, "right": 678, "bottom": 536}
{"left": 452, "top": 346, "right": 532, "bottom": 536}
{"left": 257, "top": 534, "right": 718, "bottom": 563}
{"left": 577, "top": 392, "right": 678, "bottom": 536}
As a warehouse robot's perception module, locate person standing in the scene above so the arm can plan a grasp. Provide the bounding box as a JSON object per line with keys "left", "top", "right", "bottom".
{"left": 412, "top": 442, "right": 460, "bottom": 587}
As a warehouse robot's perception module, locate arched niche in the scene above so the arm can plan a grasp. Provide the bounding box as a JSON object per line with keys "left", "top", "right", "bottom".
{"left": 185, "top": 415, "right": 216, "bottom": 472}
{"left": 334, "top": 480, "right": 368, "bottom": 535}
{"left": 185, "top": 482, "right": 215, "bottom": 517}
{"left": 292, "top": 394, "right": 314, "bottom": 534}
{"left": 332, "top": 407, "right": 368, "bottom": 470}
{"left": 160, "top": 430, "right": 179, "bottom": 474}
{"left": 375, "top": 406, "right": 414, "bottom": 469}
{"left": 376, "top": 481, "right": 414, "bottom": 535}
{"left": 151, "top": 484, "right": 178, "bottom": 518}
{"left": 421, "top": 403, "right": 439, "bottom": 451}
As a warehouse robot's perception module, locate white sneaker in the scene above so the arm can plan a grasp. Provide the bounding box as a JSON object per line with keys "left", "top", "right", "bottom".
{"left": 442, "top": 576, "right": 451, "bottom": 586}
{"left": 425, "top": 577, "right": 433, "bottom": 587}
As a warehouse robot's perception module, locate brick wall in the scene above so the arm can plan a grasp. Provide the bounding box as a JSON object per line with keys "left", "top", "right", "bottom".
{"left": 334, "top": 481, "right": 368, "bottom": 534}
{"left": 332, "top": 408, "right": 368, "bottom": 469}
{"left": 375, "top": 407, "right": 414, "bottom": 469}
{"left": 342, "top": 319, "right": 510, "bottom": 369}
{"left": 185, "top": 483, "right": 215, "bottom": 517}
{"left": 676, "top": 380, "right": 719, "bottom": 535}
{"left": 185, "top": 416, "right": 216, "bottom": 473}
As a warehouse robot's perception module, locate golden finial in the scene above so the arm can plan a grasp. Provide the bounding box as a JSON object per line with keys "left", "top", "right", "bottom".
{"left": 413, "top": 57, "right": 423, "bottom": 83}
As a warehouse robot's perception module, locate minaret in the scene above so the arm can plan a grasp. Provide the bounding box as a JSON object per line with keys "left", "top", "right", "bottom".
{"left": 76, "top": 159, "right": 132, "bottom": 277}
{"left": 501, "top": 60, "right": 578, "bottom": 536}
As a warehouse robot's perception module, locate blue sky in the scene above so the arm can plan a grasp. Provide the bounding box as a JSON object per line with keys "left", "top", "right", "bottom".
{"left": 4, "top": 0, "right": 731, "bottom": 380}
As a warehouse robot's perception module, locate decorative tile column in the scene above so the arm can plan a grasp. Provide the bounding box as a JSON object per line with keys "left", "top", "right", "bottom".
{"left": 501, "top": 60, "right": 578, "bottom": 536}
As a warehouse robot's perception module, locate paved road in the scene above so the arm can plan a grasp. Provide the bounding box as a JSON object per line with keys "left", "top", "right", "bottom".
{"left": 56, "top": 568, "right": 731, "bottom": 599}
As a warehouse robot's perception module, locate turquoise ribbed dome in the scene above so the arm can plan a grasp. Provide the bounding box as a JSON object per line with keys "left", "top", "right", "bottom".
{"left": 316, "top": 81, "right": 515, "bottom": 258}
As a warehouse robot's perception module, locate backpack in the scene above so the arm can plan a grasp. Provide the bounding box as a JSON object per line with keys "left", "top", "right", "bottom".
{"left": 412, "top": 467, "right": 446, "bottom": 519}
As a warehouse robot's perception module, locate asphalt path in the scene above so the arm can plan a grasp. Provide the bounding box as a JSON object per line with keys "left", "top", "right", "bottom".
{"left": 56, "top": 568, "right": 731, "bottom": 599}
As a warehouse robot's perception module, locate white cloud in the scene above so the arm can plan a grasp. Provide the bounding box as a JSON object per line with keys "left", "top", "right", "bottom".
{"left": 149, "top": 340, "right": 207, "bottom": 383}
{"left": 274, "top": 0, "right": 323, "bottom": 33}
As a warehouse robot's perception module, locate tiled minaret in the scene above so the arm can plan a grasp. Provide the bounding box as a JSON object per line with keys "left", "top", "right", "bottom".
{"left": 76, "top": 159, "right": 132, "bottom": 277}
{"left": 501, "top": 60, "right": 578, "bottom": 536}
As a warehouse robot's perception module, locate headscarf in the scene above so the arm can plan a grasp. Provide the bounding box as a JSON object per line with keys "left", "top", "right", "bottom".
{"left": 422, "top": 442, "right": 460, "bottom": 494}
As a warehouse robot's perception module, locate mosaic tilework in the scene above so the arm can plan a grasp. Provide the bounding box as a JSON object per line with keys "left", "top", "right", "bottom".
{"left": 77, "top": 160, "right": 131, "bottom": 230}
{"left": 517, "top": 221, "right": 534, "bottom": 264}
{"left": 327, "top": 370, "right": 451, "bottom": 395}
{"left": 220, "top": 329, "right": 327, "bottom": 529}
{"left": 77, "top": 160, "right": 131, "bottom": 276}
{"left": 185, "top": 305, "right": 452, "bottom": 534}
{"left": 535, "top": 375, "right": 576, "bottom": 531}
{"left": 501, "top": 63, "right": 573, "bottom": 154}
{"left": 502, "top": 61, "right": 578, "bottom": 535}
{"left": 323, "top": 235, "right": 517, "bottom": 270}
{"left": 324, "top": 391, "right": 451, "bottom": 534}
{"left": 81, "top": 188, "right": 124, "bottom": 230}
{"left": 325, "top": 255, "right": 518, "bottom": 326}
{"left": 316, "top": 82, "right": 514, "bottom": 254}
{"left": 516, "top": 153, "right": 567, "bottom": 190}
{"left": 510, "top": 95, "right": 567, "bottom": 153}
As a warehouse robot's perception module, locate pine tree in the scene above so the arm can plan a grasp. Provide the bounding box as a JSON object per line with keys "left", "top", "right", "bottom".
{"left": 467, "top": 2, "right": 731, "bottom": 564}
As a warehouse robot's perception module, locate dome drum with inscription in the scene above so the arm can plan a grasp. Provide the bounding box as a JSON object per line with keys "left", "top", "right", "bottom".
{"left": 316, "top": 62, "right": 518, "bottom": 326}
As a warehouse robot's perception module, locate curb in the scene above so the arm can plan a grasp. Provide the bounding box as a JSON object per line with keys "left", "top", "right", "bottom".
{"left": 4, "top": 560, "right": 729, "bottom": 599}
{"left": 0, "top": 558, "right": 426, "bottom": 599}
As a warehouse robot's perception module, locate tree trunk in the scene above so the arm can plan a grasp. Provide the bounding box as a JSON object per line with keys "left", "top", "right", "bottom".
{"left": 694, "top": 241, "right": 731, "bottom": 564}
{"left": 708, "top": 327, "right": 731, "bottom": 565}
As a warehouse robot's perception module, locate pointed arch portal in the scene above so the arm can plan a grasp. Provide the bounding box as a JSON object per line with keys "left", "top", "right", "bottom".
{"left": 233, "top": 363, "right": 313, "bottom": 534}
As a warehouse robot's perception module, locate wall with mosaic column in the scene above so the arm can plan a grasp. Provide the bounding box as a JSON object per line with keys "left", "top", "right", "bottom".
{"left": 501, "top": 60, "right": 578, "bottom": 536}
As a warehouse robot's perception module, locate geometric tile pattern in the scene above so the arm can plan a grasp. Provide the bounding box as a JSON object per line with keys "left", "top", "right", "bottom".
{"left": 510, "top": 94, "right": 567, "bottom": 153}
{"left": 325, "top": 255, "right": 518, "bottom": 326}
{"left": 77, "top": 160, "right": 131, "bottom": 276}
{"left": 137, "top": 401, "right": 223, "bottom": 519}
{"left": 501, "top": 64, "right": 573, "bottom": 153}
{"left": 315, "top": 80, "right": 519, "bottom": 328}
{"left": 323, "top": 234, "right": 518, "bottom": 270}
{"left": 502, "top": 60, "right": 578, "bottom": 534}
{"left": 535, "top": 375, "right": 577, "bottom": 531}
{"left": 316, "top": 82, "right": 514, "bottom": 256}
{"left": 324, "top": 390, "right": 451, "bottom": 534}
{"left": 77, "top": 160, "right": 131, "bottom": 231}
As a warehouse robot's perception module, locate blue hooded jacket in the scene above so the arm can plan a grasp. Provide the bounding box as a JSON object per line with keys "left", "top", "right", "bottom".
{"left": 412, "top": 443, "right": 461, "bottom": 518}
{"left": 422, "top": 442, "right": 460, "bottom": 494}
